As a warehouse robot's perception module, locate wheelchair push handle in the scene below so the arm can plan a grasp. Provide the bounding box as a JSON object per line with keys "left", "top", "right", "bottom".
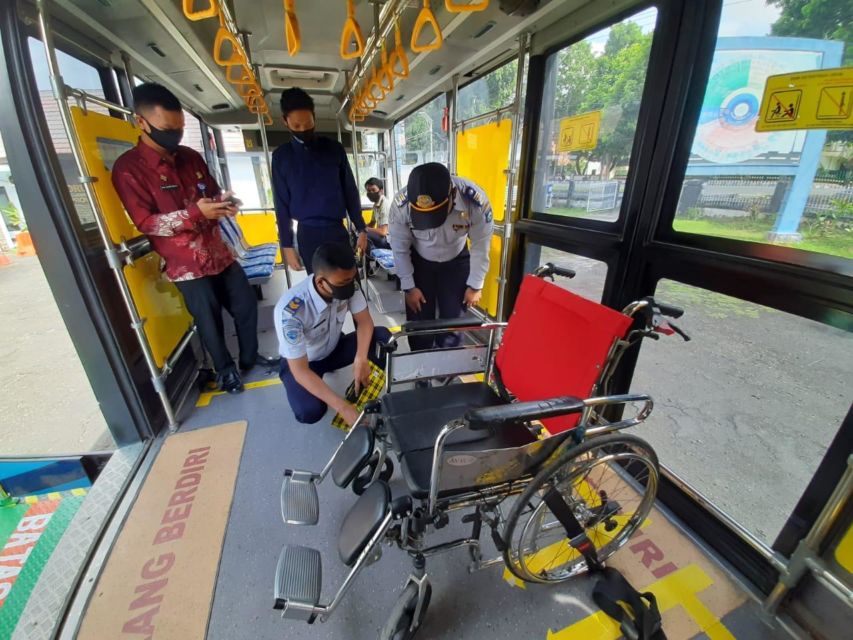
{"left": 533, "top": 263, "right": 577, "bottom": 281}
{"left": 652, "top": 299, "right": 684, "bottom": 319}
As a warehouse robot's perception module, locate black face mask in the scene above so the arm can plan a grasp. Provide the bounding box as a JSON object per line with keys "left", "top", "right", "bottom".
{"left": 366, "top": 191, "right": 381, "bottom": 203}
{"left": 143, "top": 118, "right": 183, "bottom": 152}
{"left": 291, "top": 128, "right": 316, "bottom": 145}
{"left": 322, "top": 279, "right": 355, "bottom": 301}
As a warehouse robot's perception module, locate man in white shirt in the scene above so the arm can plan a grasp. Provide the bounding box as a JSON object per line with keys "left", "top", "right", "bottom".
{"left": 364, "top": 177, "right": 391, "bottom": 250}
{"left": 275, "top": 243, "right": 391, "bottom": 426}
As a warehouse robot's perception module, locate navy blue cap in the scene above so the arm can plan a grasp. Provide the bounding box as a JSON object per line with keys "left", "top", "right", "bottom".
{"left": 407, "top": 162, "right": 451, "bottom": 229}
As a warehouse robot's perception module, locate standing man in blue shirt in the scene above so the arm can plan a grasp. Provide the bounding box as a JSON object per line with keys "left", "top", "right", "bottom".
{"left": 272, "top": 88, "right": 368, "bottom": 273}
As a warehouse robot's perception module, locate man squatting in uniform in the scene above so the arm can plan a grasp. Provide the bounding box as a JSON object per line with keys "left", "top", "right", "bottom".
{"left": 275, "top": 243, "right": 391, "bottom": 427}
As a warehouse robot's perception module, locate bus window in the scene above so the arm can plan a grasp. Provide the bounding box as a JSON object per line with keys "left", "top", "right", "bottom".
{"left": 523, "top": 241, "right": 608, "bottom": 302}
{"left": 530, "top": 8, "right": 658, "bottom": 223}
{"left": 0, "top": 128, "right": 114, "bottom": 455}
{"left": 632, "top": 280, "right": 853, "bottom": 545}
{"left": 672, "top": 0, "right": 851, "bottom": 260}
{"left": 181, "top": 111, "right": 206, "bottom": 155}
{"left": 393, "top": 93, "right": 448, "bottom": 185}
{"left": 222, "top": 129, "right": 272, "bottom": 210}
{"left": 457, "top": 59, "right": 518, "bottom": 122}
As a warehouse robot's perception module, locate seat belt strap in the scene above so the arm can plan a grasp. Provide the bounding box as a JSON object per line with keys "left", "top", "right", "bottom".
{"left": 542, "top": 486, "right": 603, "bottom": 572}
{"left": 592, "top": 567, "right": 666, "bottom": 640}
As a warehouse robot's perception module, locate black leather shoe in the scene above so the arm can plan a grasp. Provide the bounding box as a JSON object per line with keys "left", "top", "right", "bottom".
{"left": 240, "top": 353, "right": 281, "bottom": 373}
{"left": 219, "top": 369, "right": 244, "bottom": 394}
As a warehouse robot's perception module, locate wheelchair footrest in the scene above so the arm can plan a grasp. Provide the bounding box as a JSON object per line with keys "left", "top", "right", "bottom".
{"left": 281, "top": 470, "right": 319, "bottom": 526}
{"left": 274, "top": 545, "right": 322, "bottom": 621}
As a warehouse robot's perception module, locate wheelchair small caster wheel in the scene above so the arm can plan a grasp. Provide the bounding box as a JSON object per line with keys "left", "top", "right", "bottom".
{"left": 380, "top": 581, "right": 432, "bottom": 640}
{"left": 352, "top": 457, "right": 394, "bottom": 495}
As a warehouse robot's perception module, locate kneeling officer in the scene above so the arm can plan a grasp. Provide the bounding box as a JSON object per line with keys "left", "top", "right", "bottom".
{"left": 275, "top": 243, "right": 391, "bottom": 427}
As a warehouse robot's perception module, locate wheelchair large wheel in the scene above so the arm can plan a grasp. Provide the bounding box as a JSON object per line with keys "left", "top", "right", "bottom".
{"left": 503, "top": 433, "right": 658, "bottom": 584}
{"left": 380, "top": 581, "right": 432, "bottom": 640}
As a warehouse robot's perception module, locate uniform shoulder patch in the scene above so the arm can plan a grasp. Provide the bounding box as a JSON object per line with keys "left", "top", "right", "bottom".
{"left": 282, "top": 317, "right": 304, "bottom": 346}
{"left": 394, "top": 188, "right": 409, "bottom": 207}
{"left": 284, "top": 296, "right": 304, "bottom": 315}
{"left": 462, "top": 185, "right": 487, "bottom": 208}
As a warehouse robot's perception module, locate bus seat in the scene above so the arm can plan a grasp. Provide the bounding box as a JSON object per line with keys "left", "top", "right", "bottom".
{"left": 219, "top": 216, "right": 277, "bottom": 285}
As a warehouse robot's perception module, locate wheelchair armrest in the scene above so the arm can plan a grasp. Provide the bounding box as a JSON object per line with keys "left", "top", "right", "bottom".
{"left": 465, "top": 396, "right": 584, "bottom": 430}
{"left": 401, "top": 317, "right": 486, "bottom": 333}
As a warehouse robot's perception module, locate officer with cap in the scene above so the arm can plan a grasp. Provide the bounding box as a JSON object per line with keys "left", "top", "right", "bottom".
{"left": 388, "top": 162, "right": 493, "bottom": 351}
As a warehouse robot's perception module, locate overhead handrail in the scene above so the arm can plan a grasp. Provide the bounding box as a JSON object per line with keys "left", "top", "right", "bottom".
{"left": 388, "top": 20, "right": 410, "bottom": 79}
{"left": 183, "top": 0, "right": 219, "bottom": 21}
{"left": 411, "top": 0, "right": 442, "bottom": 53}
{"left": 284, "top": 0, "right": 301, "bottom": 56}
{"left": 445, "top": 0, "right": 488, "bottom": 12}
{"left": 339, "top": 0, "right": 365, "bottom": 60}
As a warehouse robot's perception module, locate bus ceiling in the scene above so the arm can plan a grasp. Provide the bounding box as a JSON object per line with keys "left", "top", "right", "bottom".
{"left": 30, "top": 0, "right": 644, "bottom": 131}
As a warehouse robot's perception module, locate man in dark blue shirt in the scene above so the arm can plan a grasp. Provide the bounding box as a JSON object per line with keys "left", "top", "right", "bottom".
{"left": 272, "top": 88, "right": 368, "bottom": 273}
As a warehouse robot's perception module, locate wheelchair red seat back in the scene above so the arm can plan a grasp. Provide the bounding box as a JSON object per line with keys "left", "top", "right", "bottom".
{"left": 495, "top": 275, "right": 632, "bottom": 434}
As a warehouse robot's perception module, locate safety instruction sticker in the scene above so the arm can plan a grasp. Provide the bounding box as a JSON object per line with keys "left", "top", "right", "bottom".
{"left": 756, "top": 66, "right": 853, "bottom": 131}
{"left": 557, "top": 110, "right": 601, "bottom": 152}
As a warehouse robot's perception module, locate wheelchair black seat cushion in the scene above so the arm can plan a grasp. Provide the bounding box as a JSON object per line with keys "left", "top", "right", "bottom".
{"left": 381, "top": 383, "right": 504, "bottom": 454}
{"left": 399, "top": 424, "right": 539, "bottom": 499}
{"left": 338, "top": 480, "right": 391, "bottom": 566}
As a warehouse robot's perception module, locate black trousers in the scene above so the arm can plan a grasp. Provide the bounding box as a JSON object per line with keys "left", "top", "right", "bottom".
{"left": 296, "top": 222, "right": 351, "bottom": 274}
{"left": 407, "top": 248, "right": 470, "bottom": 351}
{"left": 366, "top": 228, "right": 391, "bottom": 250}
{"left": 175, "top": 262, "right": 258, "bottom": 374}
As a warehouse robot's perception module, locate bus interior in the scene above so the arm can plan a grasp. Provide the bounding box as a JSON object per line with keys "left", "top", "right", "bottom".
{"left": 0, "top": 0, "right": 850, "bottom": 638}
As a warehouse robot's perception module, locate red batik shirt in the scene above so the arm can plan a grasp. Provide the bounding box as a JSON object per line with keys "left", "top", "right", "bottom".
{"left": 111, "top": 140, "right": 235, "bottom": 281}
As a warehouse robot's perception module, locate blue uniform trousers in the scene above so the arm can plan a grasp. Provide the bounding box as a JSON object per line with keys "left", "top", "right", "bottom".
{"left": 280, "top": 326, "right": 392, "bottom": 424}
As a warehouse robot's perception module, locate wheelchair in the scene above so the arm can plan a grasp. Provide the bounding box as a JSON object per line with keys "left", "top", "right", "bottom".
{"left": 274, "top": 264, "right": 689, "bottom": 638}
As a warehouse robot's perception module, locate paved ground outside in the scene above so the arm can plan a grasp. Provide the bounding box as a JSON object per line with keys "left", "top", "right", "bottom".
{"left": 537, "top": 246, "right": 852, "bottom": 546}
{"left": 0, "top": 254, "right": 113, "bottom": 455}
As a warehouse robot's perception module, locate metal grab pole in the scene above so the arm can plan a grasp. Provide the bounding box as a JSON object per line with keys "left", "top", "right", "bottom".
{"left": 36, "top": 0, "right": 179, "bottom": 431}
{"left": 496, "top": 32, "right": 529, "bottom": 321}
{"left": 256, "top": 108, "right": 291, "bottom": 288}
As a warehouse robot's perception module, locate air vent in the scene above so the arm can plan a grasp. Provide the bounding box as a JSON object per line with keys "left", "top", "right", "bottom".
{"left": 429, "top": 65, "right": 442, "bottom": 75}
{"left": 265, "top": 66, "right": 339, "bottom": 91}
{"left": 374, "top": 110, "right": 387, "bottom": 116}
{"left": 193, "top": 84, "right": 204, "bottom": 92}
{"left": 474, "top": 21, "right": 496, "bottom": 38}
{"left": 395, "top": 95, "right": 405, "bottom": 101}
{"left": 212, "top": 103, "right": 230, "bottom": 110}
{"left": 147, "top": 42, "right": 166, "bottom": 58}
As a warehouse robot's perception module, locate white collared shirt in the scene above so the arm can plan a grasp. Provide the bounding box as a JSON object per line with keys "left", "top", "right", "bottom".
{"left": 388, "top": 175, "right": 494, "bottom": 291}
{"left": 373, "top": 194, "right": 390, "bottom": 227}
{"left": 274, "top": 276, "right": 367, "bottom": 361}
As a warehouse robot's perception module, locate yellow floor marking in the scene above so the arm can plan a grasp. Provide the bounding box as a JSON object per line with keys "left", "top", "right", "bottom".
{"left": 71, "top": 488, "right": 88, "bottom": 496}
{"left": 547, "top": 564, "right": 734, "bottom": 640}
{"left": 47, "top": 492, "right": 61, "bottom": 501}
{"left": 24, "top": 496, "right": 38, "bottom": 504}
{"left": 196, "top": 377, "right": 282, "bottom": 407}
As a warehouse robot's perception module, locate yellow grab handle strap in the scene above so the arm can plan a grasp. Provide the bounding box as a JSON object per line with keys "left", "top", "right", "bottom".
{"left": 388, "top": 22, "right": 410, "bottom": 78}
{"left": 183, "top": 0, "right": 219, "bottom": 21}
{"left": 378, "top": 43, "right": 395, "bottom": 92}
{"left": 445, "top": 0, "right": 488, "bottom": 12}
{"left": 238, "top": 83, "right": 262, "bottom": 98}
{"left": 284, "top": 0, "right": 301, "bottom": 56}
{"left": 411, "top": 0, "right": 442, "bottom": 53}
{"left": 226, "top": 64, "right": 254, "bottom": 85}
{"left": 339, "top": 0, "right": 365, "bottom": 59}
{"left": 213, "top": 27, "right": 247, "bottom": 66}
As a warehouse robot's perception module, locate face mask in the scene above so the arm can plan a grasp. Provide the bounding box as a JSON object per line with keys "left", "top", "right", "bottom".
{"left": 366, "top": 192, "right": 380, "bottom": 203}
{"left": 291, "top": 128, "right": 316, "bottom": 145}
{"left": 322, "top": 279, "right": 355, "bottom": 300}
{"left": 142, "top": 118, "right": 183, "bottom": 152}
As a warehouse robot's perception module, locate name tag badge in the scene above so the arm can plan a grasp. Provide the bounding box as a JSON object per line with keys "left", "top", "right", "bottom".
{"left": 160, "top": 184, "right": 179, "bottom": 191}
{"left": 197, "top": 182, "right": 207, "bottom": 193}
